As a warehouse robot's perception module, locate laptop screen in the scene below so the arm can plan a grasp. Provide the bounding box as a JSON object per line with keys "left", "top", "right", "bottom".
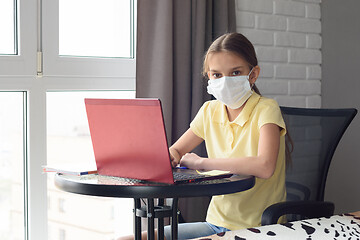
{"left": 85, "top": 98, "right": 175, "bottom": 184}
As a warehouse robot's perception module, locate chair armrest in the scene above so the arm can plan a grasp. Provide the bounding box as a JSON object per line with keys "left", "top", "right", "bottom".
{"left": 261, "top": 201, "right": 335, "bottom": 226}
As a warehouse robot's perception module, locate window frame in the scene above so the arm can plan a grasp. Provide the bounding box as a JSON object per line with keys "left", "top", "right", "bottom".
{"left": 0, "top": 0, "right": 36, "bottom": 76}
{"left": 0, "top": 0, "right": 137, "bottom": 239}
{"left": 42, "top": 0, "right": 136, "bottom": 77}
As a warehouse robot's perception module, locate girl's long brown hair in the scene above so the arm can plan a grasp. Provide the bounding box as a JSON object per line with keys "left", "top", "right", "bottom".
{"left": 203, "top": 32, "right": 293, "bottom": 167}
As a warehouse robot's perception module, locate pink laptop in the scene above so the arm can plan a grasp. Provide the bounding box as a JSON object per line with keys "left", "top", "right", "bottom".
{"left": 84, "top": 98, "right": 232, "bottom": 184}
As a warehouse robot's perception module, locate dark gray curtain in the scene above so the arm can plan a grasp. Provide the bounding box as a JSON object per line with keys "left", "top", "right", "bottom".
{"left": 136, "top": 0, "right": 236, "bottom": 222}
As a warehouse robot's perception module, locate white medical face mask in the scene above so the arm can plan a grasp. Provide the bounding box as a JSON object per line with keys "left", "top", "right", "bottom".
{"left": 207, "top": 69, "right": 254, "bottom": 109}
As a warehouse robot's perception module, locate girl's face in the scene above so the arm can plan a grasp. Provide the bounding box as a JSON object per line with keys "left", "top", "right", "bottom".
{"left": 207, "top": 51, "right": 259, "bottom": 85}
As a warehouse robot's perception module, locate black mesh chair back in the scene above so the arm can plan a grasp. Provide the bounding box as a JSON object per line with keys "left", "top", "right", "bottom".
{"left": 281, "top": 107, "right": 357, "bottom": 203}
{"left": 262, "top": 107, "right": 357, "bottom": 225}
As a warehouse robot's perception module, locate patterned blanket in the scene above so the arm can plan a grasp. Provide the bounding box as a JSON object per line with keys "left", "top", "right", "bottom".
{"left": 192, "top": 212, "right": 360, "bottom": 240}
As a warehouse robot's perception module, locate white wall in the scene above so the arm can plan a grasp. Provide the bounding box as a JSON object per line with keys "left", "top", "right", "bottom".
{"left": 236, "top": 0, "right": 360, "bottom": 215}
{"left": 321, "top": 0, "right": 360, "bottom": 214}
{"left": 235, "top": 0, "right": 322, "bottom": 108}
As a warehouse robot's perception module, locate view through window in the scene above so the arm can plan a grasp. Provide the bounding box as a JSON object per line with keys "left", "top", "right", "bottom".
{"left": 59, "top": 0, "right": 132, "bottom": 58}
{"left": 0, "top": 0, "right": 136, "bottom": 238}
{"left": 0, "top": 92, "right": 24, "bottom": 239}
{"left": 0, "top": 0, "right": 17, "bottom": 55}
{"left": 47, "top": 91, "right": 135, "bottom": 240}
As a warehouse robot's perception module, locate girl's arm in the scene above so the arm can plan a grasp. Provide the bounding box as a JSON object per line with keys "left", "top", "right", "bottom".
{"left": 169, "top": 128, "right": 204, "bottom": 167}
{"left": 180, "top": 123, "right": 281, "bottom": 179}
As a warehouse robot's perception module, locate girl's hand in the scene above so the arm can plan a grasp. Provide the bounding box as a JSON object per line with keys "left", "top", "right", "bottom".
{"left": 168, "top": 128, "right": 204, "bottom": 168}
{"left": 179, "top": 153, "right": 204, "bottom": 169}
{"left": 169, "top": 148, "right": 181, "bottom": 168}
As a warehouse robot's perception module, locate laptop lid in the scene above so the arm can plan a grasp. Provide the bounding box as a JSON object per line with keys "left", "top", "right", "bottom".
{"left": 85, "top": 98, "right": 175, "bottom": 184}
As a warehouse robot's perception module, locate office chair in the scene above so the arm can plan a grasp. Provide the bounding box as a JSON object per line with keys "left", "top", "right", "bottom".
{"left": 261, "top": 106, "right": 358, "bottom": 225}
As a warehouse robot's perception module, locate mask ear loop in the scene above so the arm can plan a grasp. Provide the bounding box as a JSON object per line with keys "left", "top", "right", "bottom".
{"left": 248, "top": 67, "right": 255, "bottom": 89}
{"left": 248, "top": 67, "right": 254, "bottom": 77}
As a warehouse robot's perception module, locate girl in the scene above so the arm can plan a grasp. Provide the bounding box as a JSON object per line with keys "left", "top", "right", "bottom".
{"left": 119, "top": 32, "right": 287, "bottom": 240}
{"left": 166, "top": 32, "right": 287, "bottom": 239}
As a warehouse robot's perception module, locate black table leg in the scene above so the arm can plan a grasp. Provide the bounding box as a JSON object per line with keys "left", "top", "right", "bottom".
{"left": 134, "top": 198, "right": 142, "bottom": 240}
{"left": 134, "top": 198, "right": 177, "bottom": 240}
{"left": 157, "top": 198, "right": 165, "bottom": 240}
{"left": 171, "top": 198, "right": 179, "bottom": 240}
{"left": 147, "top": 198, "right": 155, "bottom": 240}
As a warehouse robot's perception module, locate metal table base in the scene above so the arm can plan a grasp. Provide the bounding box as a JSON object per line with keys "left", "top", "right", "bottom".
{"left": 134, "top": 198, "right": 179, "bottom": 240}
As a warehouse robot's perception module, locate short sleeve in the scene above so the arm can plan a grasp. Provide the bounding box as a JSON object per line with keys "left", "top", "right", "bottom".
{"left": 190, "top": 102, "right": 209, "bottom": 139}
{"left": 257, "top": 100, "right": 286, "bottom": 136}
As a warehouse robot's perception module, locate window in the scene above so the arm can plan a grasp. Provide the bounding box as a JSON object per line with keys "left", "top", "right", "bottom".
{"left": 43, "top": 0, "right": 135, "bottom": 76}
{"left": 47, "top": 91, "right": 135, "bottom": 239}
{"left": 0, "top": 0, "right": 17, "bottom": 55}
{"left": 0, "top": 92, "right": 25, "bottom": 240}
{"left": 59, "top": 229, "right": 66, "bottom": 240}
{"left": 58, "top": 198, "right": 66, "bottom": 213}
{"left": 0, "top": 0, "right": 136, "bottom": 239}
{"left": 59, "top": 0, "right": 132, "bottom": 58}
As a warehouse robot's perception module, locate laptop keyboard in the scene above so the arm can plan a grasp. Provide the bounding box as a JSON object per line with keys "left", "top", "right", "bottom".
{"left": 173, "top": 171, "right": 208, "bottom": 181}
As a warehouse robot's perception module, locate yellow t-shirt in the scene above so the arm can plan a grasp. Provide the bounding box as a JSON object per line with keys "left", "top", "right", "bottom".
{"left": 190, "top": 92, "right": 287, "bottom": 230}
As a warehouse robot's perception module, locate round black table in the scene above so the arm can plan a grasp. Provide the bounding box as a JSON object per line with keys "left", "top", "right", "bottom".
{"left": 55, "top": 173, "right": 255, "bottom": 240}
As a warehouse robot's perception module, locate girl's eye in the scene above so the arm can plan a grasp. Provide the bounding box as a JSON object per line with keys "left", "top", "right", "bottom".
{"left": 232, "top": 71, "right": 241, "bottom": 76}
{"left": 212, "top": 73, "right": 222, "bottom": 78}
